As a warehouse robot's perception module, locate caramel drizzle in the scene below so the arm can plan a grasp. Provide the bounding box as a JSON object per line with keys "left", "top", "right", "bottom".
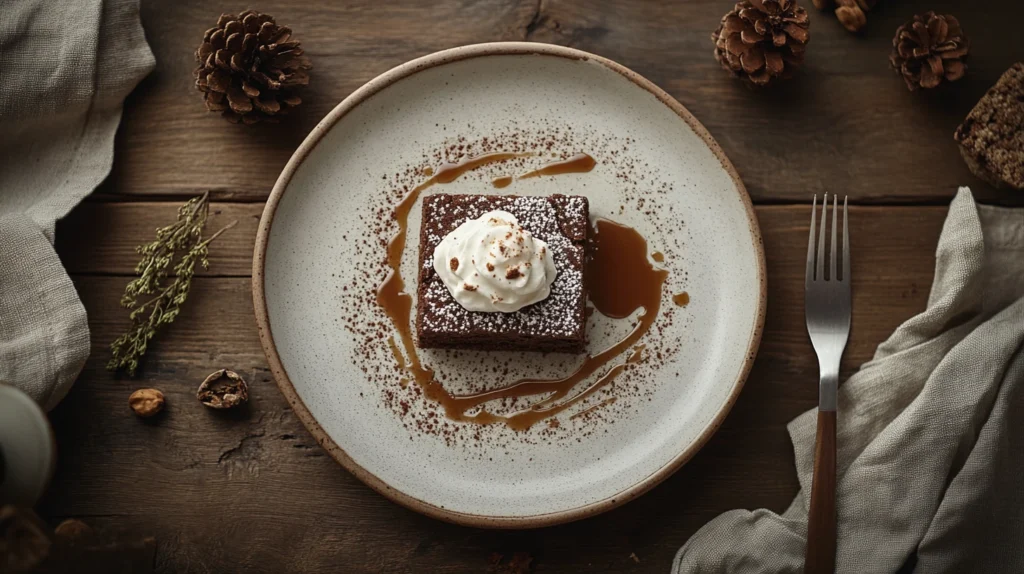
{"left": 377, "top": 152, "right": 527, "bottom": 413}
{"left": 569, "top": 396, "right": 618, "bottom": 421}
{"left": 376, "top": 153, "right": 666, "bottom": 430}
{"left": 492, "top": 175, "right": 514, "bottom": 189}
{"left": 519, "top": 153, "right": 597, "bottom": 179}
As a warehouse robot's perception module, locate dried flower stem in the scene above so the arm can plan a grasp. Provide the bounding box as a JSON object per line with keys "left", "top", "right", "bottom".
{"left": 108, "top": 192, "right": 237, "bottom": 375}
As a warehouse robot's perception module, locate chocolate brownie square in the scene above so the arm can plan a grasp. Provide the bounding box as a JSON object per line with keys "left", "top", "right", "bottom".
{"left": 954, "top": 62, "right": 1024, "bottom": 190}
{"left": 416, "top": 194, "right": 589, "bottom": 353}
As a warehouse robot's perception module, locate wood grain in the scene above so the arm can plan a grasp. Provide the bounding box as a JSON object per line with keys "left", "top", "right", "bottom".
{"left": 97, "top": 0, "right": 1024, "bottom": 204}
{"left": 56, "top": 202, "right": 261, "bottom": 277}
{"left": 805, "top": 410, "right": 838, "bottom": 574}
{"left": 41, "top": 202, "right": 945, "bottom": 572}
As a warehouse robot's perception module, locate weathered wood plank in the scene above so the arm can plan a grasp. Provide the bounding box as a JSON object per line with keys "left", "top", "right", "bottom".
{"left": 104, "top": 0, "right": 538, "bottom": 201}
{"left": 101, "top": 0, "right": 1022, "bottom": 204}
{"left": 41, "top": 203, "right": 944, "bottom": 572}
{"left": 55, "top": 200, "right": 948, "bottom": 281}
{"left": 55, "top": 202, "right": 261, "bottom": 277}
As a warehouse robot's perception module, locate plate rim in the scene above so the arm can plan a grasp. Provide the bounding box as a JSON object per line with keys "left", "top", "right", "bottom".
{"left": 252, "top": 41, "right": 766, "bottom": 529}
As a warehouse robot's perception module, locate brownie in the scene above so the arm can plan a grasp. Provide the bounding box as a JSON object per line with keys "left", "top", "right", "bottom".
{"left": 416, "top": 194, "right": 589, "bottom": 353}
{"left": 954, "top": 62, "right": 1024, "bottom": 190}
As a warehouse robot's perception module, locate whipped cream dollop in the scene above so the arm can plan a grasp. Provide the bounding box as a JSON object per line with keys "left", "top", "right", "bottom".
{"left": 432, "top": 210, "right": 557, "bottom": 313}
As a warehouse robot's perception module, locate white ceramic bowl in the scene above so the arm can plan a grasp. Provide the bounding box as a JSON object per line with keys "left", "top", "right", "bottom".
{"left": 254, "top": 43, "right": 765, "bottom": 527}
{"left": 0, "top": 384, "right": 56, "bottom": 506}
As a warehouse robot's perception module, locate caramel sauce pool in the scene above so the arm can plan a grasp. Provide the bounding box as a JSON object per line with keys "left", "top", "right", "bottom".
{"left": 376, "top": 152, "right": 666, "bottom": 431}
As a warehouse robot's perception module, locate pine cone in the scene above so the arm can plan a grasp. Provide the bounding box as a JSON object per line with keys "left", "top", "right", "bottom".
{"left": 890, "top": 12, "right": 968, "bottom": 91}
{"left": 713, "top": 0, "right": 810, "bottom": 87}
{"left": 194, "top": 11, "right": 312, "bottom": 124}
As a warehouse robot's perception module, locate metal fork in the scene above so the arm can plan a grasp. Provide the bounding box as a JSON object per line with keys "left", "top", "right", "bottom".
{"left": 804, "top": 193, "right": 851, "bottom": 574}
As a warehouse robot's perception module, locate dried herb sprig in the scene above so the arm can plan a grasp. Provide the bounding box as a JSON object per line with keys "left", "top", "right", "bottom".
{"left": 108, "top": 192, "right": 237, "bottom": 375}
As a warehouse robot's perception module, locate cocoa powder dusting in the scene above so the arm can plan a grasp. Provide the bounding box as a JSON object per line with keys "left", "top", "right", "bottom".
{"left": 338, "top": 126, "right": 691, "bottom": 450}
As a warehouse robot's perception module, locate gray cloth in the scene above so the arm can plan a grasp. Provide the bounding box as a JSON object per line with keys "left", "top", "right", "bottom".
{"left": 0, "top": 0, "right": 153, "bottom": 409}
{"left": 674, "top": 187, "right": 1024, "bottom": 573}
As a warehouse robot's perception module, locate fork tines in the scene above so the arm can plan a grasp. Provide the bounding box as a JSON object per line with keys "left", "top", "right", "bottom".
{"left": 806, "top": 193, "right": 849, "bottom": 284}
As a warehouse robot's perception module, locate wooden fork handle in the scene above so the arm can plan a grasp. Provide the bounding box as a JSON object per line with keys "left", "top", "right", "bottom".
{"left": 805, "top": 410, "right": 837, "bottom": 574}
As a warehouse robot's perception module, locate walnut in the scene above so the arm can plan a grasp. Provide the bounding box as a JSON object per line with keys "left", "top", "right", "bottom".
{"left": 836, "top": 4, "right": 867, "bottom": 31}
{"left": 54, "top": 519, "right": 94, "bottom": 543}
{"left": 128, "top": 388, "right": 165, "bottom": 417}
{"left": 0, "top": 506, "right": 51, "bottom": 572}
{"left": 197, "top": 369, "right": 249, "bottom": 409}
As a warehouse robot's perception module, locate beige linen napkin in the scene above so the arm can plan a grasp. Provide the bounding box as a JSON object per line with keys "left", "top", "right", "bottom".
{"left": 0, "top": 0, "right": 154, "bottom": 409}
{"left": 673, "top": 187, "right": 1024, "bottom": 573}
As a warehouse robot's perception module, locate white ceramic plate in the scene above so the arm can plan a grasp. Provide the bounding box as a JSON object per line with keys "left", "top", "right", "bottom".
{"left": 254, "top": 43, "right": 765, "bottom": 528}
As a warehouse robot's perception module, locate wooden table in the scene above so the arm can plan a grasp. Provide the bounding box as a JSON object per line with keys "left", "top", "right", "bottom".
{"left": 40, "top": 1, "right": 1022, "bottom": 571}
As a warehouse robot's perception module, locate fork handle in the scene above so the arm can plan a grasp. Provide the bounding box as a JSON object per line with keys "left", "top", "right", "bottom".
{"left": 805, "top": 410, "right": 837, "bottom": 574}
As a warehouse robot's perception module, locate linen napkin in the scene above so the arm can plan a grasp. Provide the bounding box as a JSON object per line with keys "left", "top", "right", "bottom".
{"left": 673, "top": 187, "right": 1024, "bottom": 573}
{"left": 0, "top": 0, "right": 154, "bottom": 409}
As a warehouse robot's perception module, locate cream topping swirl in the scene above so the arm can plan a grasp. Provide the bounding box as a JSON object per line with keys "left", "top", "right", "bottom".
{"left": 432, "top": 210, "right": 557, "bottom": 313}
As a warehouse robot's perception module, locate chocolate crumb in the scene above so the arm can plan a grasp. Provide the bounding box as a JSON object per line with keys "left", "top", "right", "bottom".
{"left": 450, "top": 257, "right": 459, "bottom": 271}
{"left": 463, "top": 283, "right": 478, "bottom": 291}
